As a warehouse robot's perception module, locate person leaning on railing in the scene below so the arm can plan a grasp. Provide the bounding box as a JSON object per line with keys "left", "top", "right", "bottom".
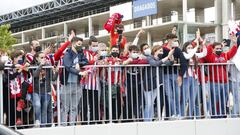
{"left": 80, "top": 36, "right": 101, "bottom": 125}
{"left": 31, "top": 51, "right": 59, "bottom": 127}
{"left": 143, "top": 44, "right": 174, "bottom": 121}
{"left": 192, "top": 35, "right": 212, "bottom": 118}
{"left": 2, "top": 50, "right": 28, "bottom": 126}
{"left": 60, "top": 37, "right": 88, "bottom": 126}
{"left": 180, "top": 29, "right": 207, "bottom": 118}
{"left": 161, "top": 33, "right": 185, "bottom": 119}
{"left": 122, "top": 45, "right": 148, "bottom": 122}
{"left": 204, "top": 34, "right": 239, "bottom": 117}
{"left": 98, "top": 46, "right": 125, "bottom": 122}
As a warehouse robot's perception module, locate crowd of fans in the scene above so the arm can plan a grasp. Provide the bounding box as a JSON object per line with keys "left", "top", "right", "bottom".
{"left": 1, "top": 17, "right": 240, "bottom": 128}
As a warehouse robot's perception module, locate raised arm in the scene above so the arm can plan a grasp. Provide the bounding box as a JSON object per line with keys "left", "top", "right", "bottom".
{"left": 132, "top": 29, "right": 145, "bottom": 46}
{"left": 226, "top": 34, "right": 239, "bottom": 60}
{"left": 54, "top": 33, "right": 74, "bottom": 61}
{"left": 183, "top": 46, "right": 198, "bottom": 60}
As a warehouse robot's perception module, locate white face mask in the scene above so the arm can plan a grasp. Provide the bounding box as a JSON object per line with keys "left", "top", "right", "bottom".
{"left": 100, "top": 51, "right": 108, "bottom": 57}
{"left": 1, "top": 56, "right": 8, "bottom": 62}
{"left": 91, "top": 47, "right": 98, "bottom": 52}
{"left": 144, "top": 48, "right": 151, "bottom": 56}
{"left": 130, "top": 53, "right": 139, "bottom": 59}
{"left": 172, "top": 41, "right": 179, "bottom": 47}
{"left": 187, "top": 49, "right": 192, "bottom": 54}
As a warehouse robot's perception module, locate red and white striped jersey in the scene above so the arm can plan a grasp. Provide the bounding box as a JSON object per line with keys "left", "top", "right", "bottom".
{"left": 81, "top": 50, "right": 100, "bottom": 91}
{"left": 25, "top": 53, "right": 34, "bottom": 63}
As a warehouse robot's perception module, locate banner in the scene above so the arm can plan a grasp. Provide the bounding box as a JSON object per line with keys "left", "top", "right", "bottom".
{"left": 132, "top": 0, "right": 157, "bottom": 19}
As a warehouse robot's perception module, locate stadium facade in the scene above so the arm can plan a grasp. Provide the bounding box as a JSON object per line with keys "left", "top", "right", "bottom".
{"left": 0, "top": 0, "right": 239, "bottom": 49}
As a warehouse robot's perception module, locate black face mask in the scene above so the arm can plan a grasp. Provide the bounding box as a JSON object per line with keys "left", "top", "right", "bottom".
{"left": 216, "top": 50, "right": 222, "bottom": 56}
{"left": 237, "top": 36, "right": 240, "bottom": 47}
{"left": 34, "top": 46, "right": 42, "bottom": 52}
{"left": 158, "top": 54, "right": 163, "bottom": 60}
{"left": 111, "top": 52, "right": 119, "bottom": 58}
{"left": 75, "top": 46, "right": 83, "bottom": 53}
{"left": 117, "top": 29, "right": 123, "bottom": 35}
{"left": 18, "top": 59, "right": 24, "bottom": 64}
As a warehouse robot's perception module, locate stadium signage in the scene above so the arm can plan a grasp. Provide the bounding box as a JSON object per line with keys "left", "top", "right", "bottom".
{"left": 132, "top": 0, "right": 157, "bottom": 19}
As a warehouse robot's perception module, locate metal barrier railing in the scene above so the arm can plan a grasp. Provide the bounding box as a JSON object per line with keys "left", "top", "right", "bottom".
{"left": 0, "top": 63, "right": 239, "bottom": 128}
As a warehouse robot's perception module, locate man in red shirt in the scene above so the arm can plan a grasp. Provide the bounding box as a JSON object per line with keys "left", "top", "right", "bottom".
{"left": 99, "top": 46, "right": 125, "bottom": 122}
{"left": 104, "top": 13, "right": 127, "bottom": 49}
{"left": 122, "top": 45, "right": 148, "bottom": 121}
{"left": 204, "top": 38, "right": 239, "bottom": 117}
{"left": 110, "top": 24, "right": 127, "bottom": 49}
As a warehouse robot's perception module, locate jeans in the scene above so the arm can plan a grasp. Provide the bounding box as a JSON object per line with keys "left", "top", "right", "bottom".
{"left": 164, "top": 74, "right": 180, "bottom": 116}
{"left": 181, "top": 77, "right": 200, "bottom": 117}
{"left": 210, "top": 83, "right": 228, "bottom": 116}
{"left": 32, "top": 93, "right": 52, "bottom": 124}
{"left": 229, "top": 81, "right": 240, "bottom": 115}
{"left": 60, "top": 83, "right": 82, "bottom": 126}
{"left": 199, "top": 84, "right": 211, "bottom": 117}
{"left": 144, "top": 89, "right": 157, "bottom": 121}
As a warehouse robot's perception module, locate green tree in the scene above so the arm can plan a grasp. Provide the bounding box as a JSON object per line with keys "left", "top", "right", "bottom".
{"left": 0, "top": 24, "right": 16, "bottom": 50}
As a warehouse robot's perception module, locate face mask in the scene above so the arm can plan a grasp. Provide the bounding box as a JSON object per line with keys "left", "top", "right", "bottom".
{"left": 216, "top": 50, "right": 222, "bottom": 56}
{"left": 18, "top": 58, "right": 24, "bottom": 64}
{"left": 39, "top": 59, "right": 46, "bottom": 65}
{"left": 100, "top": 51, "right": 108, "bottom": 57}
{"left": 75, "top": 46, "right": 83, "bottom": 53}
{"left": 158, "top": 54, "right": 163, "bottom": 60}
{"left": 187, "top": 49, "right": 192, "bottom": 54}
{"left": 172, "top": 41, "right": 179, "bottom": 48}
{"left": 117, "top": 29, "right": 123, "bottom": 34}
{"left": 91, "top": 47, "right": 98, "bottom": 52}
{"left": 1, "top": 56, "right": 8, "bottom": 62}
{"left": 111, "top": 52, "right": 119, "bottom": 58}
{"left": 34, "top": 46, "right": 42, "bottom": 52}
{"left": 144, "top": 48, "right": 151, "bottom": 56}
{"left": 131, "top": 53, "right": 138, "bottom": 59}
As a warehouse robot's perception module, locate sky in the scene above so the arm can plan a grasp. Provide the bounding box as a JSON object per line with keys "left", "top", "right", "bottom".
{"left": 0, "top": 0, "right": 53, "bottom": 15}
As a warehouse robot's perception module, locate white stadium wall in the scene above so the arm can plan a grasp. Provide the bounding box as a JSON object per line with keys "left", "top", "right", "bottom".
{"left": 19, "top": 118, "right": 240, "bottom": 135}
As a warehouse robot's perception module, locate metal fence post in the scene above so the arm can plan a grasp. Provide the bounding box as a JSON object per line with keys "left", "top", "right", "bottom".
{"left": 201, "top": 65, "right": 207, "bottom": 118}
{"left": 0, "top": 70, "right": 4, "bottom": 124}
{"left": 156, "top": 67, "right": 161, "bottom": 121}
{"left": 57, "top": 72, "right": 61, "bottom": 126}
{"left": 108, "top": 66, "right": 112, "bottom": 123}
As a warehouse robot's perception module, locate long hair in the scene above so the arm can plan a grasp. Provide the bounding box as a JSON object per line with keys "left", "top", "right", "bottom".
{"left": 182, "top": 41, "right": 198, "bottom": 70}
{"left": 31, "top": 51, "right": 44, "bottom": 65}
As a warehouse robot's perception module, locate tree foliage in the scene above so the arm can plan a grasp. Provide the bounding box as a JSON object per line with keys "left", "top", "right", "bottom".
{"left": 0, "top": 24, "right": 16, "bottom": 50}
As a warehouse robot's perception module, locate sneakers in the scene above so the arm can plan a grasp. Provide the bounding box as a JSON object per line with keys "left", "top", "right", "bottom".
{"left": 206, "top": 111, "right": 211, "bottom": 118}
{"left": 169, "top": 114, "right": 183, "bottom": 120}
{"left": 35, "top": 120, "right": 41, "bottom": 128}
{"left": 169, "top": 115, "right": 176, "bottom": 120}
{"left": 176, "top": 114, "right": 184, "bottom": 120}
